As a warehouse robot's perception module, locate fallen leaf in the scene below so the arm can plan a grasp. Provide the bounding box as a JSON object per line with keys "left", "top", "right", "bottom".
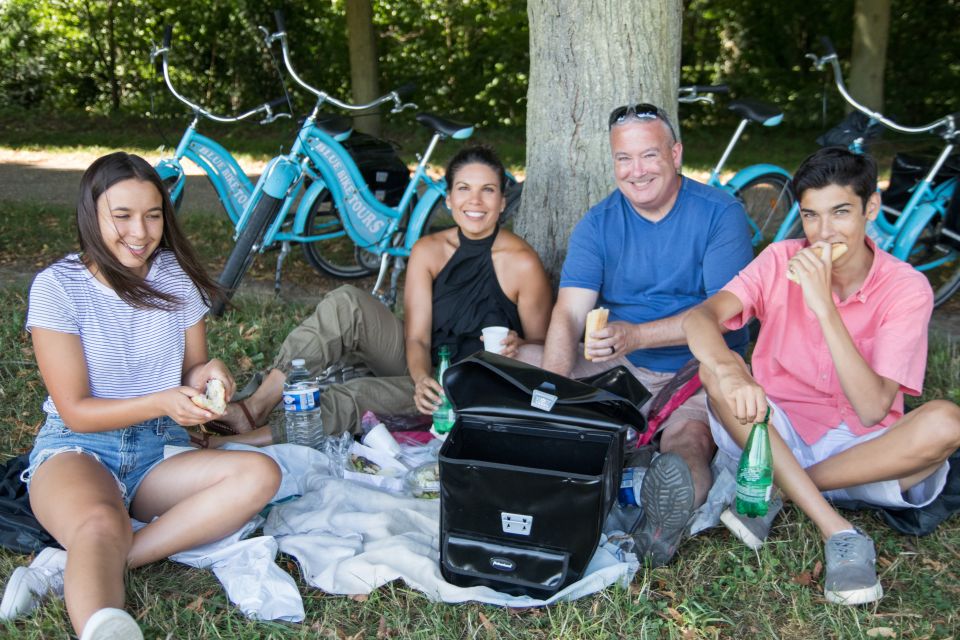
{"left": 812, "top": 560, "right": 823, "bottom": 579}
{"left": 791, "top": 571, "right": 813, "bottom": 586}
{"left": 478, "top": 611, "right": 496, "bottom": 637}
{"left": 185, "top": 596, "right": 204, "bottom": 612}
{"left": 666, "top": 606, "right": 684, "bottom": 625}
{"left": 349, "top": 594, "right": 369, "bottom": 602}
{"left": 376, "top": 615, "right": 391, "bottom": 639}
{"left": 866, "top": 627, "right": 897, "bottom": 638}
{"left": 238, "top": 354, "right": 254, "bottom": 372}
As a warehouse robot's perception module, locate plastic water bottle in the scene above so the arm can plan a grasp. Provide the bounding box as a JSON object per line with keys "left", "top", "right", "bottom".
{"left": 431, "top": 346, "right": 455, "bottom": 437}
{"left": 283, "top": 358, "right": 324, "bottom": 448}
{"left": 617, "top": 446, "right": 653, "bottom": 508}
{"left": 735, "top": 407, "right": 774, "bottom": 517}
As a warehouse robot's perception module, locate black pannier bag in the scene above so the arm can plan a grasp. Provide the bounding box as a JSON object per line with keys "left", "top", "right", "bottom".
{"left": 438, "top": 352, "right": 649, "bottom": 599}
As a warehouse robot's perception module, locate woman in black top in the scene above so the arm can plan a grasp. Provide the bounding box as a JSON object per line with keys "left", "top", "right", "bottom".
{"left": 211, "top": 145, "right": 553, "bottom": 439}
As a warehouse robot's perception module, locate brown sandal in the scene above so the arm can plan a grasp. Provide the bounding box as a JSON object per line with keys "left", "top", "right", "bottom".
{"left": 199, "top": 399, "right": 257, "bottom": 436}
{"left": 189, "top": 431, "right": 212, "bottom": 449}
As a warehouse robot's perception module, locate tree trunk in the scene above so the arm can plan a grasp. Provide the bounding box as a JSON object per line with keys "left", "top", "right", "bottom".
{"left": 518, "top": 0, "right": 682, "bottom": 280}
{"left": 849, "top": 0, "right": 890, "bottom": 112}
{"left": 346, "top": 0, "right": 381, "bottom": 136}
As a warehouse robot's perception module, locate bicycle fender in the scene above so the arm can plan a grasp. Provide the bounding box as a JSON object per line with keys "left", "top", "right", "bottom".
{"left": 723, "top": 164, "right": 793, "bottom": 192}
{"left": 292, "top": 179, "right": 329, "bottom": 234}
{"left": 404, "top": 186, "right": 444, "bottom": 250}
{"left": 260, "top": 156, "right": 300, "bottom": 199}
{"left": 890, "top": 200, "right": 944, "bottom": 260}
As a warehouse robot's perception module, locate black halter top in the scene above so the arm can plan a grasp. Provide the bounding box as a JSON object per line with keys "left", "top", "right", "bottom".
{"left": 430, "top": 227, "right": 523, "bottom": 364}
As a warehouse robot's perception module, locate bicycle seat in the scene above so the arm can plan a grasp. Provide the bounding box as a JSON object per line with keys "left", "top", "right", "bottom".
{"left": 314, "top": 113, "right": 353, "bottom": 137}
{"left": 729, "top": 100, "right": 783, "bottom": 127}
{"left": 416, "top": 113, "right": 474, "bottom": 139}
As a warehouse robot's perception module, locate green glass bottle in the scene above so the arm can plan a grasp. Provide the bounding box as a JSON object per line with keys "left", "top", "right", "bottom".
{"left": 735, "top": 407, "right": 774, "bottom": 517}
{"left": 432, "top": 346, "right": 455, "bottom": 435}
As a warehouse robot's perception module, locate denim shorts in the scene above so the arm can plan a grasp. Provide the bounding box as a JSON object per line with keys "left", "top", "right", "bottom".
{"left": 22, "top": 413, "right": 191, "bottom": 509}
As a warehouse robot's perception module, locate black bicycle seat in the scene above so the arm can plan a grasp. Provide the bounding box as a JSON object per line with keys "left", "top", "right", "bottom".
{"left": 416, "top": 113, "right": 474, "bottom": 139}
{"left": 313, "top": 113, "right": 353, "bottom": 136}
{"left": 728, "top": 99, "right": 783, "bottom": 125}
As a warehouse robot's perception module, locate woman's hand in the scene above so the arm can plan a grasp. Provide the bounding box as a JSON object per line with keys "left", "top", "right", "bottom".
{"left": 155, "top": 387, "right": 219, "bottom": 426}
{"left": 484, "top": 330, "right": 522, "bottom": 358}
{"left": 414, "top": 375, "right": 444, "bottom": 415}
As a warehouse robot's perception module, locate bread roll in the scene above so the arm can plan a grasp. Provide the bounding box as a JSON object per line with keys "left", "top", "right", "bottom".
{"left": 786, "top": 243, "right": 848, "bottom": 283}
{"left": 583, "top": 307, "right": 609, "bottom": 361}
{"left": 192, "top": 378, "right": 226, "bottom": 414}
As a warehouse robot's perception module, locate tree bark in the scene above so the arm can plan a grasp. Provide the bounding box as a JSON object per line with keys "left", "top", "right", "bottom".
{"left": 518, "top": 0, "right": 683, "bottom": 280}
{"left": 346, "top": 0, "right": 382, "bottom": 136}
{"left": 849, "top": 0, "right": 890, "bottom": 112}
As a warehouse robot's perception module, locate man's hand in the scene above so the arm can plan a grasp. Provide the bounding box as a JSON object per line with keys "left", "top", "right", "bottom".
{"left": 715, "top": 361, "right": 768, "bottom": 425}
{"left": 584, "top": 320, "right": 634, "bottom": 363}
{"left": 413, "top": 375, "right": 444, "bottom": 415}
{"left": 788, "top": 241, "right": 836, "bottom": 318}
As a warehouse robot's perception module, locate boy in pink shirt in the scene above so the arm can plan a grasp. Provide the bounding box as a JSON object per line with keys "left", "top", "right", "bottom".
{"left": 683, "top": 147, "right": 960, "bottom": 605}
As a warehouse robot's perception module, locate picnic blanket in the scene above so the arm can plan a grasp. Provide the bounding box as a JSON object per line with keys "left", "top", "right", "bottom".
{"left": 161, "top": 442, "right": 639, "bottom": 619}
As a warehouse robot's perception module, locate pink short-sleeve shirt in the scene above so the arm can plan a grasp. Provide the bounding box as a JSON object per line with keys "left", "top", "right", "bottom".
{"left": 721, "top": 238, "right": 933, "bottom": 445}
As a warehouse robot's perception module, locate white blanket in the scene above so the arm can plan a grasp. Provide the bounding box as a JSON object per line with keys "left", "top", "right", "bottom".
{"left": 165, "top": 443, "right": 639, "bottom": 615}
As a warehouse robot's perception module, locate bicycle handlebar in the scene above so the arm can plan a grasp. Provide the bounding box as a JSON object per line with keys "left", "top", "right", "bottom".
{"left": 678, "top": 84, "right": 728, "bottom": 105}
{"left": 150, "top": 28, "right": 291, "bottom": 125}
{"left": 811, "top": 36, "right": 956, "bottom": 140}
{"left": 266, "top": 11, "right": 418, "bottom": 114}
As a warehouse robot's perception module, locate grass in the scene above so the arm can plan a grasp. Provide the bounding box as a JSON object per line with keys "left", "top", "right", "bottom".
{"left": 0, "top": 133, "right": 959, "bottom": 637}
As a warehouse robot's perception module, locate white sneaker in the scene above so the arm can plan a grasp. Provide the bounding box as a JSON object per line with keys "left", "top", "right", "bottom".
{"left": 80, "top": 607, "right": 143, "bottom": 640}
{"left": 0, "top": 547, "right": 66, "bottom": 619}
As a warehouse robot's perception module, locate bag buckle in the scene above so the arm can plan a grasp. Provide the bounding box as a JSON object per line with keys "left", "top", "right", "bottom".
{"left": 531, "top": 382, "right": 557, "bottom": 412}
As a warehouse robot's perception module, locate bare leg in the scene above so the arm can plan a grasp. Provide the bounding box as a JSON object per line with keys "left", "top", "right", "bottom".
{"left": 28, "top": 454, "right": 132, "bottom": 636}
{"left": 127, "top": 449, "right": 281, "bottom": 567}
{"left": 699, "top": 362, "right": 851, "bottom": 539}
{"left": 806, "top": 399, "right": 960, "bottom": 492}
{"left": 658, "top": 419, "right": 715, "bottom": 507}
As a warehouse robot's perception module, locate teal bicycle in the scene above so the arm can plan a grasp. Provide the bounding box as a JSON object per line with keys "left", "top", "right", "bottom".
{"left": 153, "top": 21, "right": 475, "bottom": 313}
{"left": 680, "top": 84, "right": 795, "bottom": 246}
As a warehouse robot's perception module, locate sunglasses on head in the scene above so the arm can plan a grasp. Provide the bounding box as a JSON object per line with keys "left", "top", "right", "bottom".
{"left": 608, "top": 103, "right": 677, "bottom": 140}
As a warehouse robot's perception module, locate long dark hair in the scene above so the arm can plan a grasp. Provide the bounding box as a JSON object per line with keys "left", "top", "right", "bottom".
{"left": 74, "top": 152, "right": 222, "bottom": 310}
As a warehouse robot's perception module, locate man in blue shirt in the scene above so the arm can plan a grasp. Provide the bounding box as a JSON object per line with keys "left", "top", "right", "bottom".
{"left": 540, "top": 104, "right": 753, "bottom": 566}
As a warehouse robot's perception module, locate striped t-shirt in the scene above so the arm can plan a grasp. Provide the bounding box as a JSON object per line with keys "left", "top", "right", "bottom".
{"left": 26, "top": 251, "right": 209, "bottom": 416}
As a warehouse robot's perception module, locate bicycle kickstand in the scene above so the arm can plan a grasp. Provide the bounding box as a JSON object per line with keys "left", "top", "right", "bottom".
{"left": 274, "top": 241, "right": 291, "bottom": 294}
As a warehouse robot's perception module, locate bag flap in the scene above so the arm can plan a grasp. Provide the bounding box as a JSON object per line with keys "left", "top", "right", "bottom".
{"left": 442, "top": 351, "right": 647, "bottom": 432}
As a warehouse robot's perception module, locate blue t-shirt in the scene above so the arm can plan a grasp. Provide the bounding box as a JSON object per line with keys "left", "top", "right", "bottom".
{"left": 560, "top": 177, "right": 753, "bottom": 372}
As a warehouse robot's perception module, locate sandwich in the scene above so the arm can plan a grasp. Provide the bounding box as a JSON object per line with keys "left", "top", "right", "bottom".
{"left": 786, "top": 243, "right": 848, "bottom": 284}
{"left": 192, "top": 378, "right": 227, "bottom": 414}
{"left": 584, "top": 307, "right": 609, "bottom": 361}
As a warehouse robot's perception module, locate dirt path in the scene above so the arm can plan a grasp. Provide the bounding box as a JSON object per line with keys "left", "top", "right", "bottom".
{"left": 1, "top": 148, "right": 958, "bottom": 337}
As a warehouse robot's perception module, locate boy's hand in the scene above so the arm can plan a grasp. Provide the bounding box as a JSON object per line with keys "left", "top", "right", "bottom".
{"left": 789, "top": 241, "right": 836, "bottom": 318}
{"left": 715, "top": 361, "right": 768, "bottom": 425}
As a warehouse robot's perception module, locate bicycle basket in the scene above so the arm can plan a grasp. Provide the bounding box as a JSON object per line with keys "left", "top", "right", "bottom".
{"left": 816, "top": 111, "right": 884, "bottom": 149}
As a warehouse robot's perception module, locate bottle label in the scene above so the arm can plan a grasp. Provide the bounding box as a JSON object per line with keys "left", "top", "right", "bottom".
{"left": 283, "top": 383, "right": 320, "bottom": 412}
{"left": 735, "top": 482, "right": 772, "bottom": 503}
{"left": 618, "top": 467, "right": 640, "bottom": 507}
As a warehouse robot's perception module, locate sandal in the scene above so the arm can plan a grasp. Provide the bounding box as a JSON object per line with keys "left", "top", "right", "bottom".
{"left": 199, "top": 399, "right": 257, "bottom": 436}
{"left": 189, "top": 431, "right": 212, "bottom": 449}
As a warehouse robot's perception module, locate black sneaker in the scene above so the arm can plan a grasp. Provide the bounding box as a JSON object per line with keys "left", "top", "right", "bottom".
{"left": 632, "top": 452, "right": 695, "bottom": 567}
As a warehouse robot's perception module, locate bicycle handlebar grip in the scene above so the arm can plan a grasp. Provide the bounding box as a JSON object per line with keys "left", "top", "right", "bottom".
{"left": 394, "top": 83, "right": 416, "bottom": 99}
{"left": 162, "top": 25, "right": 172, "bottom": 48}
{"left": 697, "top": 84, "right": 729, "bottom": 94}
{"left": 266, "top": 97, "right": 287, "bottom": 110}
{"left": 274, "top": 10, "right": 286, "bottom": 32}
{"left": 819, "top": 35, "right": 837, "bottom": 56}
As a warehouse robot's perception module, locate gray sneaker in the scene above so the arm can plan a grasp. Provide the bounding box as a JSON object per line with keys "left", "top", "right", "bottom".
{"left": 632, "top": 452, "right": 695, "bottom": 567}
{"left": 823, "top": 529, "right": 884, "bottom": 605}
{"left": 720, "top": 496, "right": 784, "bottom": 550}
{"left": 0, "top": 547, "right": 66, "bottom": 620}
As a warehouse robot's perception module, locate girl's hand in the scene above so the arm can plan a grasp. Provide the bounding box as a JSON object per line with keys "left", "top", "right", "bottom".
{"left": 156, "top": 387, "right": 219, "bottom": 426}
{"left": 414, "top": 375, "right": 444, "bottom": 415}
{"left": 190, "top": 358, "right": 236, "bottom": 401}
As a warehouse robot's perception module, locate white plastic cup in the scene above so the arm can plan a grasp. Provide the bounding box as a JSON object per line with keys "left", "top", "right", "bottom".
{"left": 482, "top": 326, "right": 509, "bottom": 354}
{"left": 361, "top": 422, "right": 402, "bottom": 458}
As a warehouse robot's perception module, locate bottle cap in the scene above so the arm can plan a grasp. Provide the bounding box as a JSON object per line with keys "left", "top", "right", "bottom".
{"left": 292, "top": 358, "right": 306, "bottom": 367}
{"left": 438, "top": 345, "right": 451, "bottom": 358}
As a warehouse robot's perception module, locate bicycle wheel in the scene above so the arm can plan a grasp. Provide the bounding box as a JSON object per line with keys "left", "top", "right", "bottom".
{"left": 734, "top": 174, "right": 795, "bottom": 245}
{"left": 213, "top": 195, "right": 281, "bottom": 316}
{"left": 904, "top": 216, "right": 960, "bottom": 308}
{"left": 501, "top": 179, "right": 524, "bottom": 227}
{"left": 301, "top": 193, "right": 375, "bottom": 279}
